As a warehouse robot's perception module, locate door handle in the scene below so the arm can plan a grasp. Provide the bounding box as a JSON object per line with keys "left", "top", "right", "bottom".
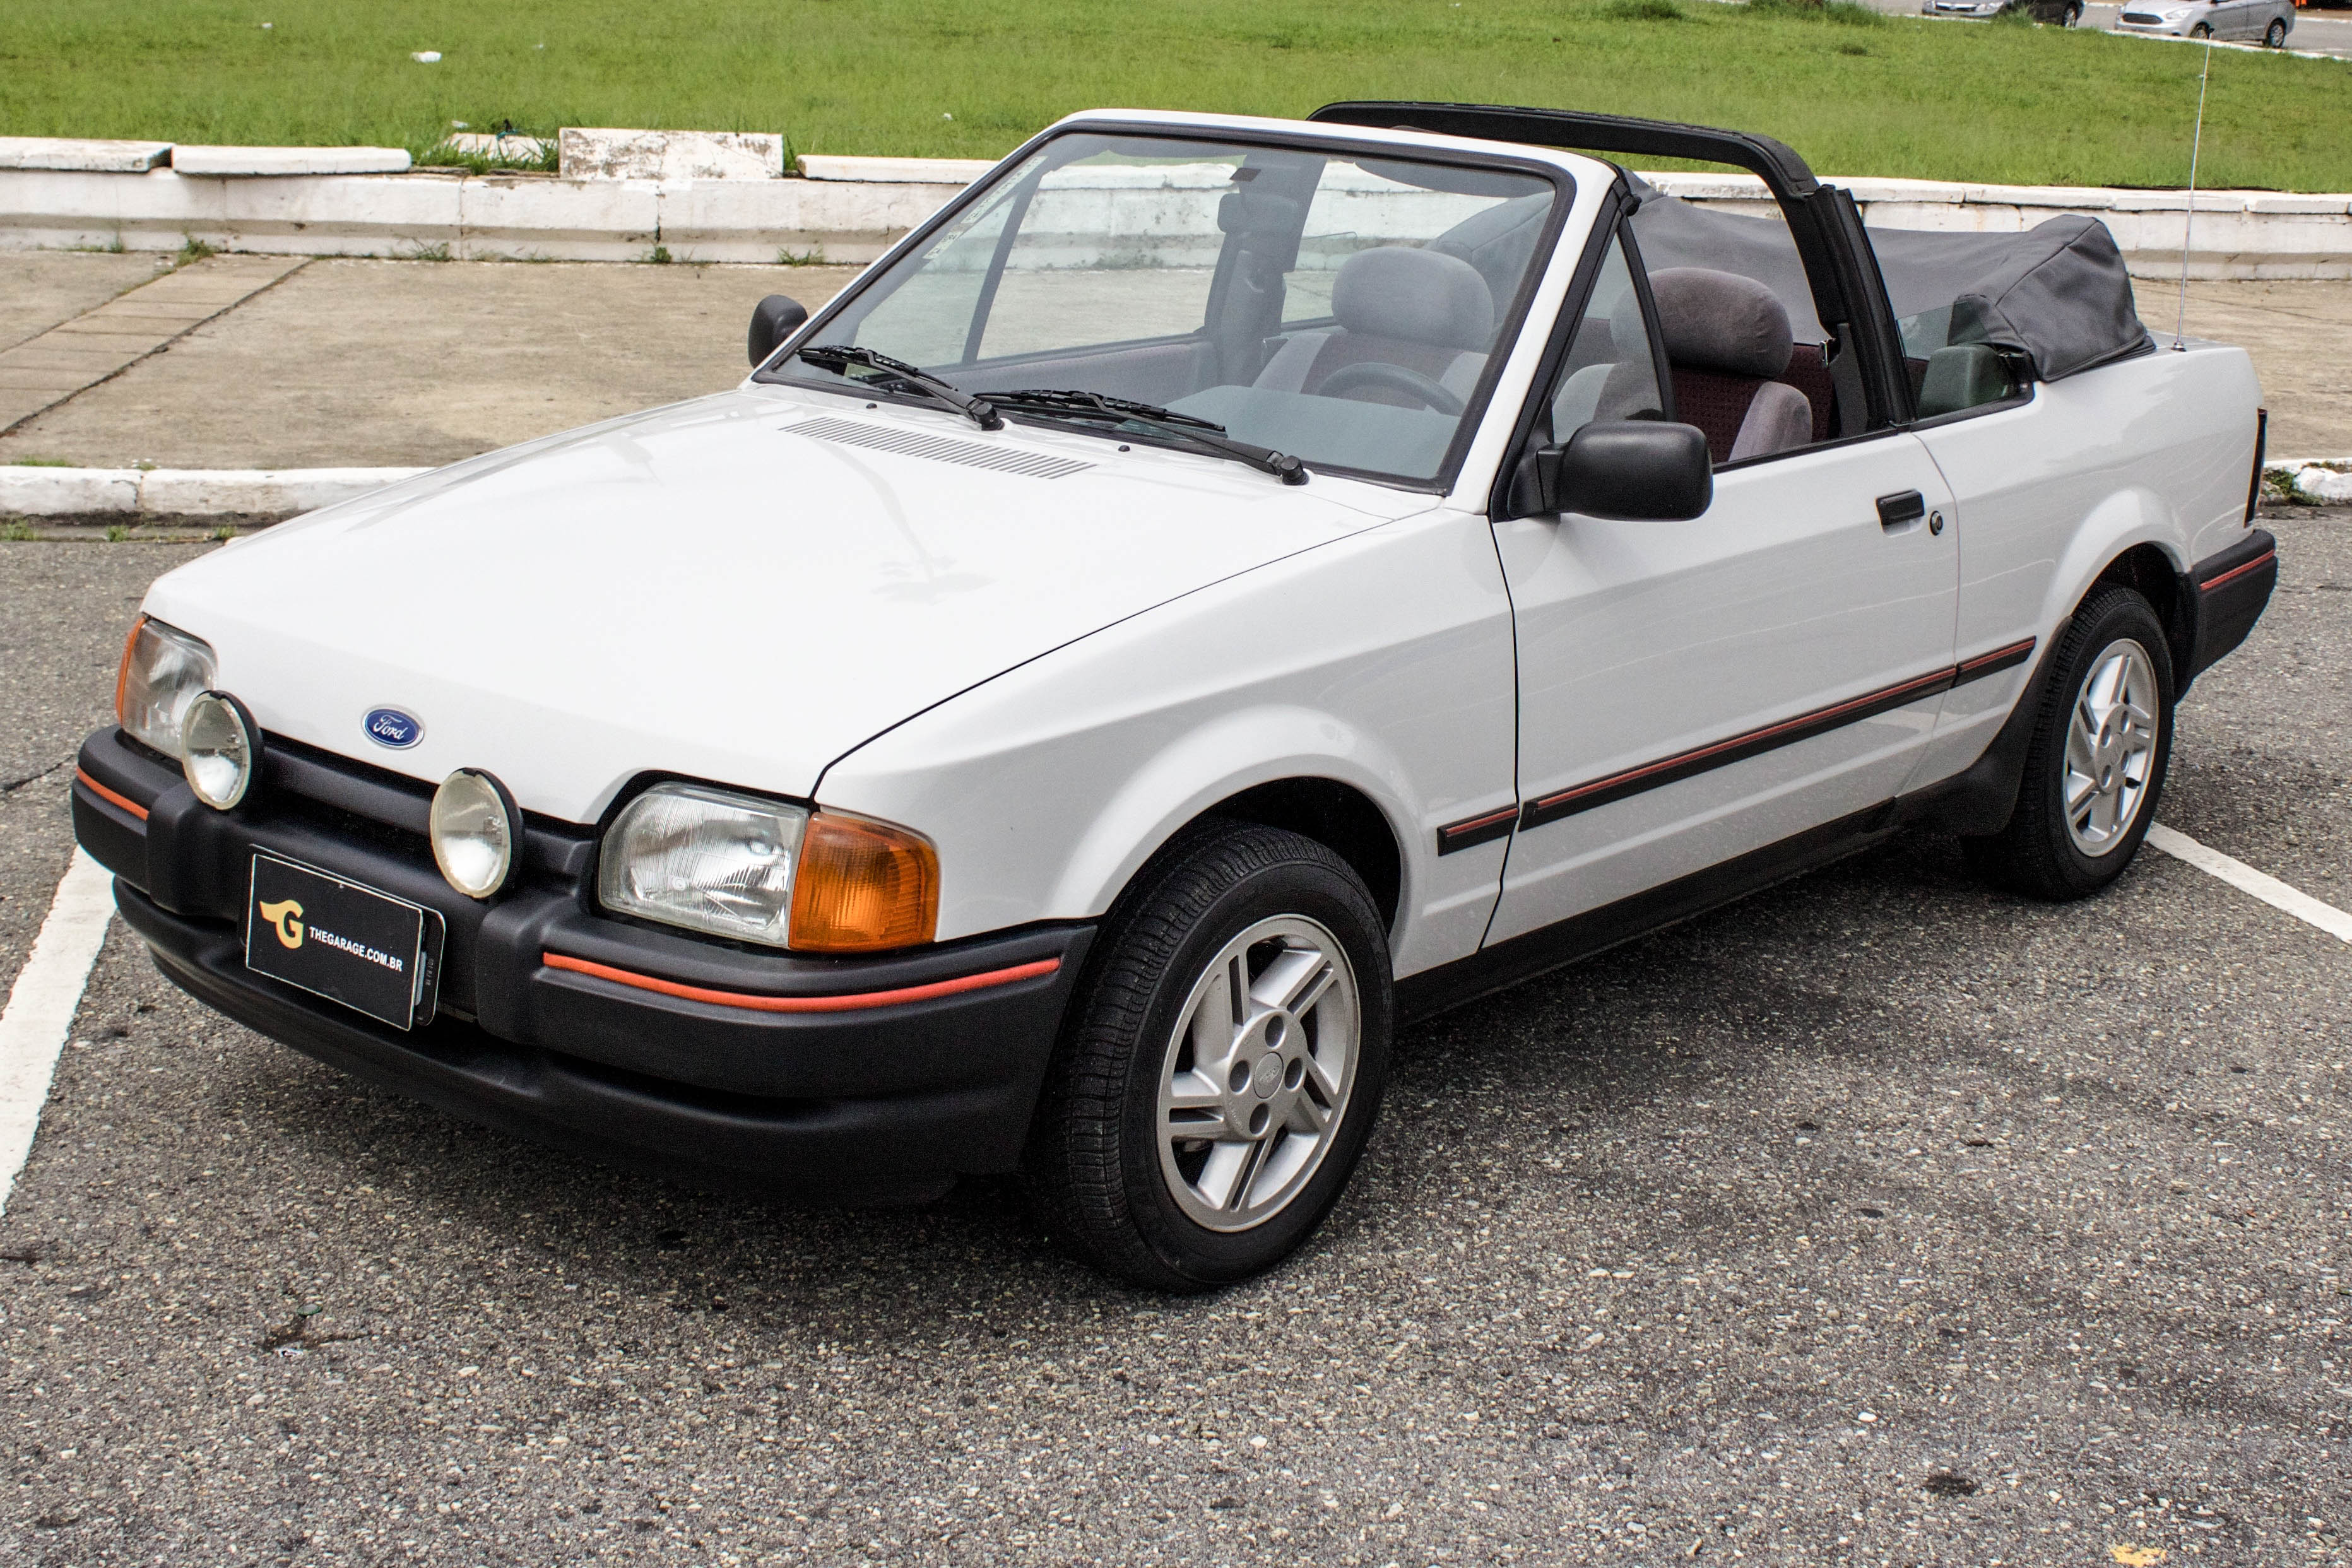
{"left": 1876, "top": 490, "right": 1926, "bottom": 529}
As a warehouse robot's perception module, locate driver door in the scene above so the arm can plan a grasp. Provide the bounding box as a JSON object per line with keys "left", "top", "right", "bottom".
{"left": 1485, "top": 224, "right": 1959, "bottom": 945}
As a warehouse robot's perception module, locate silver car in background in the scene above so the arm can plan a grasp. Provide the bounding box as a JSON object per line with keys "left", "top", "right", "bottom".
{"left": 2114, "top": 0, "right": 2295, "bottom": 45}
{"left": 1922, "top": 0, "right": 2085, "bottom": 24}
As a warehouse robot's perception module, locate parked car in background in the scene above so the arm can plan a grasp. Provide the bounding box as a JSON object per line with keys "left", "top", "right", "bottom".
{"left": 2115, "top": 0, "right": 2296, "bottom": 43}
{"left": 1922, "top": 0, "right": 2086, "bottom": 25}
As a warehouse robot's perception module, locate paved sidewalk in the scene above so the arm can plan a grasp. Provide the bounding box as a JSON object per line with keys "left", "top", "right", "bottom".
{"left": 1, "top": 252, "right": 173, "bottom": 352}
{"left": 0, "top": 256, "right": 861, "bottom": 471}
{"left": 0, "top": 253, "right": 2344, "bottom": 469}
{"left": 0, "top": 254, "right": 305, "bottom": 437}
{"left": 2134, "top": 277, "right": 2352, "bottom": 457}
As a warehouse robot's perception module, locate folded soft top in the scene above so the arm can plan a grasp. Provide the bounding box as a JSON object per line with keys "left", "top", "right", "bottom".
{"left": 1627, "top": 179, "right": 2154, "bottom": 382}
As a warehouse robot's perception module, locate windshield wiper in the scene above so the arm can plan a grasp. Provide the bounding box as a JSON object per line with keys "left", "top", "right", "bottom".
{"left": 976, "top": 387, "right": 1308, "bottom": 485}
{"left": 795, "top": 344, "right": 1003, "bottom": 430}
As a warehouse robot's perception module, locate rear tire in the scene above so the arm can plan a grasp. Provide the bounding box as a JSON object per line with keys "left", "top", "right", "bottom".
{"left": 1029, "top": 823, "right": 1393, "bottom": 1291}
{"left": 1963, "top": 586, "right": 2174, "bottom": 900}
{"left": 2264, "top": 17, "right": 2287, "bottom": 45}
{"left": 2063, "top": 4, "right": 2083, "bottom": 24}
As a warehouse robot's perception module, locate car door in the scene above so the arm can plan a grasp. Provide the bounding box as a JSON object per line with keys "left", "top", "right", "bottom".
{"left": 1484, "top": 223, "right": 1960, "bottom": 946}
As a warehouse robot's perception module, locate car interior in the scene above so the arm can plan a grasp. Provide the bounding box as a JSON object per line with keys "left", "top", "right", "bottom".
{"left": 776, "top": 125, "right": 2048, "bottom": 490}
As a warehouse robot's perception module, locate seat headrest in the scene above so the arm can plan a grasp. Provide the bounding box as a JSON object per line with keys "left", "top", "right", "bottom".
{"left": 1332, "top": 246, "right": 1494, "bottom": 352}
{"left": 1610, "top": 267, "right": 1795, "bottom": 380}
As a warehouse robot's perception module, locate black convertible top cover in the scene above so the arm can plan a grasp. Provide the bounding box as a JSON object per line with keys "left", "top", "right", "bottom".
{"left": 1626, "top": 180, "right": 2154, "bottom": 382}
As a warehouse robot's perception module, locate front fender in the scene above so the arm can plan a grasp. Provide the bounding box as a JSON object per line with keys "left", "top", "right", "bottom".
{"left": 1043, "top": 705, "right": 1417, "bottom": 930}
{"left": 813, "top": 505, "right": 1522, "bottom": 976}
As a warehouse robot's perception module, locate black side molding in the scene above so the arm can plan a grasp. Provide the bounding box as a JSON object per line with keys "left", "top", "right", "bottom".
{"left": 1517, "top": 639, "right": 2033, "bottom": 834}
{"left": 1399, "top": 802, "right": 1900, "bottom": 1023}
{"left": 1435, "top": 805, "right": 1519, "bottom": 856}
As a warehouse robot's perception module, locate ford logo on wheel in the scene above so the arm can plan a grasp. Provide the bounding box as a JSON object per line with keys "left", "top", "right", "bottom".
{"left": 363, "top": 707, "right": 424, "bottom": 749}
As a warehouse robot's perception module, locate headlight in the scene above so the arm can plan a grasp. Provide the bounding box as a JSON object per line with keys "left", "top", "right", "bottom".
{"left": 597, "top": 782, "right": 938, "bottom": 953}
{"left": 117, "top": 616, "right": 217, "bottom": 759}
{"left": 432, "top": 769, "right": 522, "bottom": 899}
{"left": 180, "top": 690, "right": 260, "bottom": 810}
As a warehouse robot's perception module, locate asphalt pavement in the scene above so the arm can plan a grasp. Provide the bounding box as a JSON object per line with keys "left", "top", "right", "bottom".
{"left": 0, "top": 502, "right": 2345, "bottom": 1563}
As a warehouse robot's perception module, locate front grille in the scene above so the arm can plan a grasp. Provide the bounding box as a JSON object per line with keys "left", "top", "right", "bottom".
{"left": 259, "top": 734, "right": 592, "bottom": 887}
{"left": 2119, "top": 12, "right": 2163, "bottom": 20}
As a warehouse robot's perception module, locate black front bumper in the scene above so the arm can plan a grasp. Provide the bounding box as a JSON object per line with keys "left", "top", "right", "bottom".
{"left": 74, "top": 727, "right": 1092, "bottom": 1200}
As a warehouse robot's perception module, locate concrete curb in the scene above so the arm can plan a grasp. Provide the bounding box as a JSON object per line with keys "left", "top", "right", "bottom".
{"left": 0, "top": 466, "right": 426, "bottom": 521}
{"left": 2273, "top": 459, "right": 2352, "bottom": 503}
{"left": 4, "top": 459, "right": 2347, "bottom": 522}
{"left": 1, "top": 150, "right": 2349, "bottom": 274}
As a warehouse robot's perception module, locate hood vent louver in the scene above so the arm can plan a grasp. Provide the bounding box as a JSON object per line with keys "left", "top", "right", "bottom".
{"left": 784, "top": 416, "right": 1094, "bottom": 480}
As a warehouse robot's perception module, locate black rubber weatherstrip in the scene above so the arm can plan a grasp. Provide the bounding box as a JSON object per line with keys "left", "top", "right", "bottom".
{"left": 1494, "top": 637, "right": 2037, "bottom": 837}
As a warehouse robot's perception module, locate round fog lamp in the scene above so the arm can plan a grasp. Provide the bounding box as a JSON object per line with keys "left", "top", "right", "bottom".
{"left": 431, "top": 768, "right": 521, "bottom": 900}
{"left": 180, "top": 690, "right": 260, "bottom": 810}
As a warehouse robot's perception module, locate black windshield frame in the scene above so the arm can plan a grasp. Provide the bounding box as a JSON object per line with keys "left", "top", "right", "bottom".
{"left": 752, "top": 119, "right": 1579, "bottom": 494}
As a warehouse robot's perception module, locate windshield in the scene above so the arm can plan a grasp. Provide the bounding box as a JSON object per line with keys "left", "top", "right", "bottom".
{"left": 762, "top": 131, "right": 1564, "bottom": 486}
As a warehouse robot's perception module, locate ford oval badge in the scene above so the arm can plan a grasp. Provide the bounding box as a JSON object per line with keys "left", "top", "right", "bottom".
{"left": 363, "top": 707, "right": 423, "bottom": 749}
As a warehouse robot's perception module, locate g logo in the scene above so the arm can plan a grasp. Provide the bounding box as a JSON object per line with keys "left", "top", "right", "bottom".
{"left": 258, "top": 899, "right": 305, "bottom": 950}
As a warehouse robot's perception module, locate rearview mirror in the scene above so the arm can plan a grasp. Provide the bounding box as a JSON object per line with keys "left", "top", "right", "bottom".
{"left": 1513, "top": 420, "right": 1713, "bottom": 521}
{"left": 747, "top": 294, "right": 808, "bottom": 367}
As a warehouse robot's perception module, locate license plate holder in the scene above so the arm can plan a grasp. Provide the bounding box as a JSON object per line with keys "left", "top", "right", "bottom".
{"left": 245, "top": 852, "right": 444, "bottom": 1030}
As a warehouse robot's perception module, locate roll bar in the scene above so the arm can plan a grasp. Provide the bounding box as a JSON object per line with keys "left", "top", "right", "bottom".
{"left": 1309, "top": 101, "right": 1913, "bottom": 428}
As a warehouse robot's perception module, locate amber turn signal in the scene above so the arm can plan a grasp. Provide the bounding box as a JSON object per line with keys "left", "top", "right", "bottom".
{"left": 787, "top": 811, "right": 940, "bottom": 953}
{"left": 114, "top": 616, "right": 146, "bottom": 727}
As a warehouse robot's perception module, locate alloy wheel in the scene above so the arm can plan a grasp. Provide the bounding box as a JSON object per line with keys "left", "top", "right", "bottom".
{"left": 2062, "top": 638, "right": 2160, "bottom": 856}
{"left": 1155, "top": 915, "right": 1360, "bottom": 1232}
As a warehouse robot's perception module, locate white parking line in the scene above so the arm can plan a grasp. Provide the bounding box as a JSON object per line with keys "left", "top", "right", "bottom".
{"left": 2146, "top": 823, "right": 2352, "bottom": 944}
{"left": 0, "top": 850, "right": 115, "bottom": 1217}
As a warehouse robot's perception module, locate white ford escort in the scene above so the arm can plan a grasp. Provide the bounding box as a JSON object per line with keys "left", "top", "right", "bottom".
{"left": 76, "top": 103, "right": 2277, "bottom": 1289}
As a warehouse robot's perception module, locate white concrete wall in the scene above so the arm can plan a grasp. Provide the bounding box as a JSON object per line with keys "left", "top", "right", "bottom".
{"left": 1, "top": 155, "right": 2346, "bottom": 276}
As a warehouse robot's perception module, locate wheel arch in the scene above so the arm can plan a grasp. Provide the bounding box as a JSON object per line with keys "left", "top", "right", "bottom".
{"left": 2042, "top": 489, "right": 2192, "bottom": 676}
{"left": 1041, "top": 706, "right": 1422, "bottom": 943}
{"left": 2092, "top": 540, "right": 2194, "bottom": 681}
{"left": 1197, "top": 777, "right": 1404, "bottom": 933}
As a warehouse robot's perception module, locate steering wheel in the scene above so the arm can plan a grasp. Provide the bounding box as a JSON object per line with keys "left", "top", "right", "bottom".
{"left": 1316, "top": 361, "right": 1466, "bottom": 416}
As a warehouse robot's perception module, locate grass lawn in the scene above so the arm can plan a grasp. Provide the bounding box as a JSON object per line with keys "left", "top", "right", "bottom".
{"left": 4, "top": 0, "right": 2349, "bottom": 190}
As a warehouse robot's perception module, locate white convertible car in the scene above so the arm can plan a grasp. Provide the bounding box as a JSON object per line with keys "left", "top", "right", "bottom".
{"left": 76, "top": 103, "right": 2276, "bottom": 1289}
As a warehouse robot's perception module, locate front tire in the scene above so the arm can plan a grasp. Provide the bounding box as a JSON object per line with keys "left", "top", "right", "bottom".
{"left": 1029, "top": 823, "right": 1393, "bottom": 1291}
{"left": 2062, "top": 3, "right": 2083, "bottom": 24}
{"left": 1963, "top": 586, "right": 2174, "bottom": 900}
{"left": 2190, "top": 21, "right": 2213, "bottom": 36}
{"left": 2264, "top": 17, "right": 2287, "bottom": 45}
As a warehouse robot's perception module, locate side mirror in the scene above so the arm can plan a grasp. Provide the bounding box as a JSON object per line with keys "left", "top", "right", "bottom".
{"left": 747, "top": 294, "right": 808, "bottom": 367}
{"left": 1513, "top": 420, "right": 1713, "bottom": 521}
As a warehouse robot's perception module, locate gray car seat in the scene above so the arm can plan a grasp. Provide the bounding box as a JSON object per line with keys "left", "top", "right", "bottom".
{"left": 1626, "top": 268, "right": 1815, "bottom": 464}
{"left": 1255, "top": 246, "right": 1496, "bottom": 407}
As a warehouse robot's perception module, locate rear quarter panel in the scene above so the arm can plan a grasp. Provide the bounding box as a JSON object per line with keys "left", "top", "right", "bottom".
{"left": 1908, "top": 341, "right": 2261, "bottom": 786}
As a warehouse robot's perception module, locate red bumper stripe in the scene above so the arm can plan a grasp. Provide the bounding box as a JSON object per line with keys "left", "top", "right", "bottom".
{"left": 540, "top": 951, "right": 1061, "bottom": 1013}
{"left": 76, "top": 768, "right": 150, "bottom": 821}
{"left": 2199, "top": 549, "right": 2275, "bottom": 593}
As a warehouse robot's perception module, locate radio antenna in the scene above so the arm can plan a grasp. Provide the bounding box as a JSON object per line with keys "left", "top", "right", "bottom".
{"left": 2173, "top": 31, "right": 2215, "bottom": 351}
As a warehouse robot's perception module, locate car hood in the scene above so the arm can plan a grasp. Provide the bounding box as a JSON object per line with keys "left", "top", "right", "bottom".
{"left": 145, "top": 387, "right": 1416, "bottom": 821}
